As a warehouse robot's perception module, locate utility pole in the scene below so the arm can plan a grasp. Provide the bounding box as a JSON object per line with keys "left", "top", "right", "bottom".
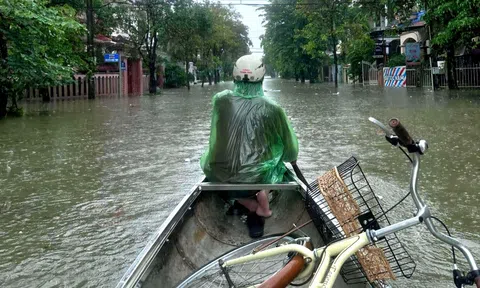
{"left": 332, "top": 20, "right": 338, "bottom": 88}
{"left": 86, "top": 0, "right": 95, "bottom": 99}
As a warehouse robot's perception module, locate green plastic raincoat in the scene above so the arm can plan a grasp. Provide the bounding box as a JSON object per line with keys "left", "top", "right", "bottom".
{"left": 200, "top": 82, "right": 298, "bottom": 184}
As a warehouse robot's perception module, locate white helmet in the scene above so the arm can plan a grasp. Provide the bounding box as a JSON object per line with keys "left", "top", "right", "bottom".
{"left": 233, "top": 54, "right": 266, "bottom": 82}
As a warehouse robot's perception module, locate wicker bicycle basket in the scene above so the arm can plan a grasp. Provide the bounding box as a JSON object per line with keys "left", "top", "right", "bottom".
{"left": 305, "top": 156, "right": 416, "bottom": 284}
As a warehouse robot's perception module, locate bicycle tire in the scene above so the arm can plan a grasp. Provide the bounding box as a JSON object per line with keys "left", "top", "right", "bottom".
{"left": 176, "top": 233, "right": 309, "bottom": 288}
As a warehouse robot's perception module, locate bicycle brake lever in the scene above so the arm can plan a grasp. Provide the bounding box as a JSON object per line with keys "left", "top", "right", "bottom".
{"left": 453, "top": 268, "right": 478, "bottom": 288}
{"left": 454, "top": 269, "right": 465, "bottom": 288}
{"left": 385, "top": 135, "right": 400, "bottom": 146}
{"left": 369, "top": 117, "right": 394, "bottom": 137}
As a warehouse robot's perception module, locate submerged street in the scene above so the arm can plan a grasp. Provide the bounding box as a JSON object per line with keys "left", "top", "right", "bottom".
{"left": 1, "top": 79, "right": 480, "bottom": 287}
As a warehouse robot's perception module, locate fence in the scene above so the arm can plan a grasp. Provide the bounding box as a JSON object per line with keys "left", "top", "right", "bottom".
{"left": 405, "top": 66, "right": 431, "bottom": 88}
{"left": 24, "top": 74, "right": 121, "bottom": 100}
{"left": 362, "top": 61, "right": 379, "bottom": 85}
{"left": 406, "top": 64, "right": 480, "bottom": 88}
{"left": 442, "top": 64, "right": 480, "bottom": 88}
{"left": 142, "top": 75, "right": 150, "bottom": 93}
{"left": 395, "top": 61, "right": 480, "bottom": 89}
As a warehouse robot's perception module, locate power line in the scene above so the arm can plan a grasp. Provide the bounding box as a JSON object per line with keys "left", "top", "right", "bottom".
{"left": 65, "top": 1, "right": 332, "bottom": 10}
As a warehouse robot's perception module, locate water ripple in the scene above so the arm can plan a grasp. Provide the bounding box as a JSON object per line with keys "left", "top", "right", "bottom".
{"left": 0, "top": 81, "right": 479, "bottom": 287}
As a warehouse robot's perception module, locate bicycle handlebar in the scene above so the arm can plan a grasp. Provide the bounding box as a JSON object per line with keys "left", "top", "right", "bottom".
{"left": 388, "top": 118, "right": 414, "bottom": 146}
{"left": 369, "top": 117, "right": 479, "bottom": 286}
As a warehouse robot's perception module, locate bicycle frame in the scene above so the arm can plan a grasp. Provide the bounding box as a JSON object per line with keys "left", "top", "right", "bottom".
{"left": 222, "top": 233, "right": 370, "bottom": 288}
{"left": 221, "top": 120, "right": 479, "bottom": 288}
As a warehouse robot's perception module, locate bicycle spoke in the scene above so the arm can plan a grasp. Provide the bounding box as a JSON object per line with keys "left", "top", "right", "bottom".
{"left": 177, "top": 236, "right": 298, "bottom": 288}
{"left": 235, "top": 254, "right": 287, "bottom": 287}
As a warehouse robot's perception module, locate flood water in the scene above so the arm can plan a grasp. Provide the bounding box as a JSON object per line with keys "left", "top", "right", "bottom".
{"left": 1, "top": 79, "right": 479, "bottom": 288}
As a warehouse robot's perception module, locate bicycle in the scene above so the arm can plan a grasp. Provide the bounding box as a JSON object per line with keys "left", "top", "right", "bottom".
{"left": 176, "top": 117, "right": 480, "bottom": 288}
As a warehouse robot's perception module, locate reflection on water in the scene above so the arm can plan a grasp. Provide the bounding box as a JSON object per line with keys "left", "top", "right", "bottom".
{"left": 0, "top": 80, "right": 479, "bottom": 287}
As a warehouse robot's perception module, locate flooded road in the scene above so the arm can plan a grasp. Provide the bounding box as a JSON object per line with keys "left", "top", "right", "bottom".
{"left": 1, "top": 79, "right": 479, "bottom": 287}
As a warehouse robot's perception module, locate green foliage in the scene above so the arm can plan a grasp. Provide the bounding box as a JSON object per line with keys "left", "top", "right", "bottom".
{"left": 260, "top": 0, "right": 423, "bottom": 84}
{"left": 425, "top": 0, "right": 480, "bottom": 50}
{"left": 118, "top": 0, "right": 250, "bottom": 91}
{"left": 49, "top": 0, "right": 120, "bottom": 36}
{"left": 387, "top": 53, "right": 405, "bottom": 67}
{"left": 338, "top": 6, "right": 375, "bottom": 80}
{"left": 1, "top": 0, "right": 85, "bottom": 89}
{"left": 167, "top": 0, "right": 251, "bottom": 85}
{"left": 260, "top": 0, "right": 320, "bottom": 81}
{"left": 346, "top": 36, "right": 375, "bottom": 81}
{"left": 164, "top": 63, "right": 187, "bottom": 88}
{"left": 6, "top": 105, "right": 23, "bottom": 117}
{"left": 356, "top": 0, "right": 417, "bottom": 22}
{"left": 0, "top": 0, "right": 86, "bottom": 118}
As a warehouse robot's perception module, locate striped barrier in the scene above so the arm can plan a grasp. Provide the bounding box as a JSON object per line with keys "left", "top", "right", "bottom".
{"left": 383, "top": 66, "right": 406, "bottom": 87}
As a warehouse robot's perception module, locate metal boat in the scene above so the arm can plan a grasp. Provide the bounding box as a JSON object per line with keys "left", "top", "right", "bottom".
{"left": 116, "top": 171, "right": 366, "bottom": 288}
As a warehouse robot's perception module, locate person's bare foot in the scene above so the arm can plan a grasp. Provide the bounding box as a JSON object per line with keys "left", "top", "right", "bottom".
{"left": 256, "top": 207, "right": 272, "bottom": 218}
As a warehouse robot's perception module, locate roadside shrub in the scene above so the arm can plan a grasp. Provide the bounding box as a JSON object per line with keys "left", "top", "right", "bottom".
{"left": 164, "top": 64, "right": 187, "bottom": 88}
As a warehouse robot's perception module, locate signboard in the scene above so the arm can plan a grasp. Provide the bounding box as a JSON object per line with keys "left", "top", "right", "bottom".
{"left": 104, "top": 53, "right": 119, "bottom": 63}
{"left": 405, "top": 43, "right": 421, "bottom": 64}
{"left": 373, "top": 41, "right": 384, "bottom": 59}
{"left": 437, "top": 61, "right": 445, "bottom": 70}
{"left": 383, "top": 66, "right": 406, "bottom": 87}
{"left": 121, "top": 61, "right": 126, "bottom": 71}
{"left": 433, "top": 61, "right": 446, "bottom": 74}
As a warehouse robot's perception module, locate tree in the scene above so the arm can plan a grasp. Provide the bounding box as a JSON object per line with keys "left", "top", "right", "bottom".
{"left": 49, "top": 0, "right": 123, "bottom": 99}
{"left": 195, "top": 3, "right": 214, "bottom": 87}
{"left": 119, "top": 0, "right": 171, "bottom": 94}
{"left": 298, "top": 0, "right": 352, "bottom": 87}
{"left": 0, "top": 0, "right": 85, "bottom": 119}
{"left": 425, "top": 0, "right": 480, "bottom": 89}
{"left": 166, "top": 0, "right": 203, "bottom": 90}
{"left": 209, "top": 5, "right": 251, "bottom": 83}
{"left": 356, "top": 0, "right": 417, "bottom": 22}
{"left": 260, "top": 0, "right": 319, "bottom": 82}
{"left": 339, "top": 5, "right": 375, "bottom": 82}
{"left": 166, "top": 1, "right": 251, "bottom": 88}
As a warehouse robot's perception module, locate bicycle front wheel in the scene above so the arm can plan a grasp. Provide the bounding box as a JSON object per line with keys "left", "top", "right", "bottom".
{"left": 176, "top": 234, "right": 309, "bottom": 288}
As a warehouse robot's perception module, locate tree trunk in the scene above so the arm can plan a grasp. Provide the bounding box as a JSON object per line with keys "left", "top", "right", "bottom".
{"left": 333, "top": 37, "right": 338, "bottom": 88}
{"left": 331, "top": 16, "right": 338, "bottom": 88}
{"left": 300, "top": 70, "right": 305, "bottom": 83}
{"left": 148, "top": 34, "right": 158, "bottom": 94}
{"left": 446, "top": 46, "right": 457, "bottom": 89}
{"left": 149, "top": 61, "right": 156, "bottom": 94}
{"left": 40, "top": 87, "right": 50, "bottom": 102}
{"left": 309, "top": 67, "right": 317, "bottom": 83}
{"left": 185, "top": 60, "right": 190, "bottom": 90}
{"left": 86, "top": 0, "right": 95, "bottom": 99}
{"left": 0, "top": 89, "right": 6, "bottom": 119}
{"left": 208, "top": 71, "right": 212, "bottom": 85}
{"left": 10, "top": 92, "right": 18, "bottom": 111}
{"left": 0, "top": 19, "right": 9, "bottom": 119}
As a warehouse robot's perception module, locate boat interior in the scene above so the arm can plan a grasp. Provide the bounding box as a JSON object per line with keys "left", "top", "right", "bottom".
{"left": 132, "top": 180, "right": 362, "bottom": 288}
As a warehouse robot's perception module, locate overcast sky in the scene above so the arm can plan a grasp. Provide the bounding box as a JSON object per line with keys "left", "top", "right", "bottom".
{"left": 217, "top": 0, "right": 269, "bottom": 55}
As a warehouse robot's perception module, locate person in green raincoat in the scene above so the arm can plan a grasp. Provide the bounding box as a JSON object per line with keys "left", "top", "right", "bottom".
{"left": 200, "top": 54, "right": 299, "bottom": 237}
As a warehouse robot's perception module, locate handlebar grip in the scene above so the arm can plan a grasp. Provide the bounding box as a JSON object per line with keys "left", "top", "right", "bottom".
{"left": 475, "top": 276, "right": 480, "bottom": 288}
{"left": 389, "top": 118, "right": 414, "bottom": 146}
